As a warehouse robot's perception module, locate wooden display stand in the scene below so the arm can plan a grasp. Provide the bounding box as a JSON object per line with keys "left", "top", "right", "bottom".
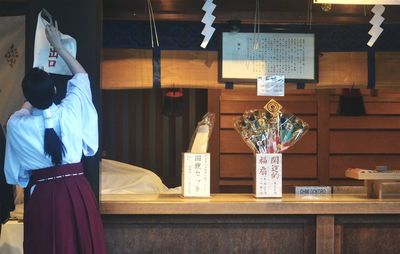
{"left": 345, "top": 168, "right": 400, "bottom": 198}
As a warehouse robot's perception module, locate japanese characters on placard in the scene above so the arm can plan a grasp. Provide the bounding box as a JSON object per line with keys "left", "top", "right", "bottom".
{"left": 256, "top": 153, "right": 282, "bottom": 197}
{"left": 222, "top": 32, "right": 315, "bottom": 80}
{"left": 182, "top": 153, "right": 210, "bottom": 197}
{"left": 249, "top": 36, "right": 306, "bottom": 75}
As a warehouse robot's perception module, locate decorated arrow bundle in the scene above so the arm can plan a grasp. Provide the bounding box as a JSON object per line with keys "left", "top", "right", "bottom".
{"left": 234, "top": 99, "right": 309, "bottom": 154}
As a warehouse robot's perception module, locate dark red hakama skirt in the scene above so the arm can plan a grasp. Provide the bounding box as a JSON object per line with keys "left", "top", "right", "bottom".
{"left": 24, "top": 163, "right": 107, "bottom": 254}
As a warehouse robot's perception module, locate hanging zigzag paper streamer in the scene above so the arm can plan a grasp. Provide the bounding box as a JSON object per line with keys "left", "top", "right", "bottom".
{"left": 367, "top": 5, "right": 385, "bottom": 47}
{"left": 200, "top": 0, "right": 216, "bottom": 48}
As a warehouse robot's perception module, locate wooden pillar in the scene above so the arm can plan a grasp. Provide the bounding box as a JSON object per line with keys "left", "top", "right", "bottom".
{"left": 317, "top": 89, "right": 331, "bottom": 186}
{"left": 208, "top": 89, "right": 221, "bottom": 193}
{"left": 316, "top": 215, "right": 335, "bottom": 254}
{"left": 26, "top": 0, "right": 102, "bottom": 200}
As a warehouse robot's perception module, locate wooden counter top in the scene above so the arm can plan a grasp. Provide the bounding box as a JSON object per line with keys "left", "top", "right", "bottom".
{"left": 100, "top": 193, "right": 400, "bottom": 215}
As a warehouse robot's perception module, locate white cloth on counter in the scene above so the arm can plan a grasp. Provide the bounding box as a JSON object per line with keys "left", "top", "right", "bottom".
{"left": 100, "top": 159, "right": 181, "bottom": 194}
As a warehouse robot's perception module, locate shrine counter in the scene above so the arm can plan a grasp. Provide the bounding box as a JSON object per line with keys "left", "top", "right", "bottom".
{"left": 100, "top": 194, "right": 400, "bottom": 254}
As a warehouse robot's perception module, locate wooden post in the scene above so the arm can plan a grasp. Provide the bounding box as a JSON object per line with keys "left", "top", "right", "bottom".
{"left": 316, "top": 215, "right": 335, "bottom": 254}
{"left": 208, "top": 89, "right": 220, "bottom": 193}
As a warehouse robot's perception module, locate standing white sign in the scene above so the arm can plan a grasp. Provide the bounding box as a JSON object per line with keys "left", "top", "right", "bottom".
{"left": 182, "top": 153, "right": 210, "bottom": 197}
{"left": 255, "top": 153, "right": 282, "bottom": 198}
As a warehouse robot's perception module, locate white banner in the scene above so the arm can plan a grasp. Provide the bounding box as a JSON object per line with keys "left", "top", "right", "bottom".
{"left": 33, "top": 10, "right": 76, "bottom": 75}
{"left": 0, "top": 16, "right": 25, "bottom": 129}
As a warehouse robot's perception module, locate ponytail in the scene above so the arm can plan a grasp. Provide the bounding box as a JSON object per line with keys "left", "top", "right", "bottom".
{"left": 21, "top": 68, "right": 65, "bottom": 164}
{"left": 43, "top": 109, "right": 65, "bottom": 165}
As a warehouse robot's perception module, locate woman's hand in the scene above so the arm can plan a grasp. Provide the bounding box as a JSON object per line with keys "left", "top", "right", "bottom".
{"left": 45, "top": 22, "right": 63, "bottom": 51}
{"left": 44, "top": 21, "right": 86, "bottom": 74}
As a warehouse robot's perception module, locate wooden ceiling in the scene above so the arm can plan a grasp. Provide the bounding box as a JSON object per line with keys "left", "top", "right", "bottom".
{"left": 103, "top": 0, "right": 400, "bottom": 24}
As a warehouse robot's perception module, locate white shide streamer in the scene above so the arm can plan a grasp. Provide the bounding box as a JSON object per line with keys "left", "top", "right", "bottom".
{"left": 200, "top": 0, "right": 216, "bottom": 48}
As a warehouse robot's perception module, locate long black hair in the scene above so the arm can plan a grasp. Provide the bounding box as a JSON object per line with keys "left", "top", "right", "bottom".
{"left": 22, "top": 68, "right": 65, "bottom": 165}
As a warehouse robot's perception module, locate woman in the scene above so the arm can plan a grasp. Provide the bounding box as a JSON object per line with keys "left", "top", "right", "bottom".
{"left": 4, "top": 24, "right": 106, "bottom": 254}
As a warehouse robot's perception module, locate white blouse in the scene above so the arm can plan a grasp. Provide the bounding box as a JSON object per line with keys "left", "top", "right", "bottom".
{"left": 4, "top": 73, "right": 98, "bottom": 187}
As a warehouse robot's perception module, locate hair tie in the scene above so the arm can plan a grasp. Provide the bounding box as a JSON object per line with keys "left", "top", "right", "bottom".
{"left": 43, "top": 108, "right": 54, "bottom": 129}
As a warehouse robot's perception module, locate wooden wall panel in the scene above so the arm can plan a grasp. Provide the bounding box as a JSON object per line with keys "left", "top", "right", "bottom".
{"left": 104, "top": 215, "right": 315, "bottom": 254}
{"left": 220, "top": 154, "right": 317, "bottom": 179}
{"left": 376, "top": 52, "right": 400, "bottom": 88}
{"left": 336, "top": 216, "right": 400, "bottom": 254}
{"left": 220, "top": 130, "right": 317, "bottom": 154}
{"left": 212, "top": 86, "right": 400, "bottom": 191}
{"left": 220, "top": 155, "right": 253, "bottom": 178}
{"left": 102, "top": 49, "right": 153, "bottom": 89}
{"left": 330, "top": 131, "right": 400, "bottom": 154}
{"left": 220, "top": 87, "right": 316, "bottom": 97}
{"left": 329, "top": 155, "right": 400, "bottom": 179}
{"left": 161, "top": 50, "right": 223, "bottom": 88}
{"left": 101, "top": 50, "right": 400, "bottom": 90}
{"left": 330, "top": 101, "right": 400, "bottom": 115}
{"left": 220, "top": 129, "right": 252, "bottom": 153}
{"left": 330, "top": 116, "right": 400, "bottom": 129}
{"left": 316, "top": 52, "right": 368, "bottom": 88}
{"left": 215, "top": 89, "right": 319, "bottom": 190}
{"left": 329, "top": 90, "right": 400, "bottom": 115}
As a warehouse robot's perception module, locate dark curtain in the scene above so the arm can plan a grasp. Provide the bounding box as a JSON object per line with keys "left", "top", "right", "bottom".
{"left": 0, "top": 127, "right": 15, "bottom": 224}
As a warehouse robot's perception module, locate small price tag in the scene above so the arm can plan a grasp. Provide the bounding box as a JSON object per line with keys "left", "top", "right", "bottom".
{"left": 257, "top": 75, "right": 285, "bottom": 96}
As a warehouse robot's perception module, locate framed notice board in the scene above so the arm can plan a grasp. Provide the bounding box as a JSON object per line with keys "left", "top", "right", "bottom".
{"left": 219, "top": 32, "right": 318, "bottom": 83}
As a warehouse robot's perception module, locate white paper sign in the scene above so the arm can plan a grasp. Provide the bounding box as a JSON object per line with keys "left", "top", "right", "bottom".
{"left": 255, "top": 153, "right": 282, "bottom": 198}
{"left": 257, "top": 75, "right": 285, "bottom": 96}
{"left": 182, "top": 153, "right": 210, "bottom": 197}
{"left": 221, "top": 32, "right": 315, "bottom": 81}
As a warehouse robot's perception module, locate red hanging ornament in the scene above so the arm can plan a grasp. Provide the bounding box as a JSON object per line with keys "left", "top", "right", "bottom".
{"left": 162, "top": 88, "right": 184, "bottom": 117}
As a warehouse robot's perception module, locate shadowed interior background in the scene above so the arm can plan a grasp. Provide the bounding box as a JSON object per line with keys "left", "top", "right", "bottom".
{"left": 102, "top": 89, "right": 207, "bottom": 188}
